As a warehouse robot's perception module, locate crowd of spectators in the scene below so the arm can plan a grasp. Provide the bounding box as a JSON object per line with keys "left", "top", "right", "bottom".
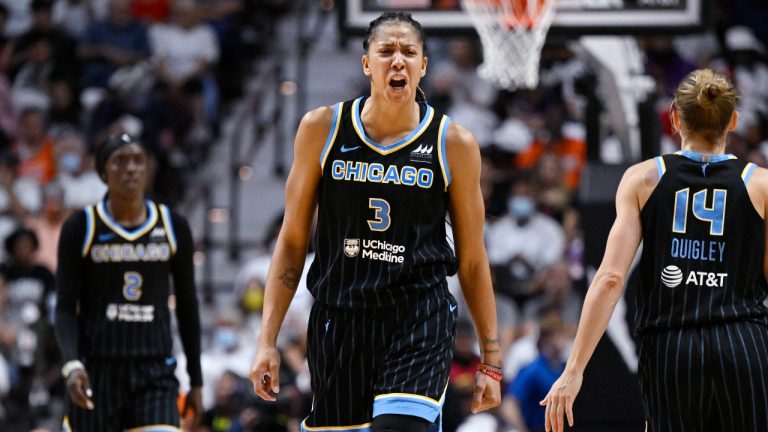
{"left": 0, "top": 0, "right": 288, "bottom": 430}
{"left": 0, "top": 0, "right": 766, "bottom": 431}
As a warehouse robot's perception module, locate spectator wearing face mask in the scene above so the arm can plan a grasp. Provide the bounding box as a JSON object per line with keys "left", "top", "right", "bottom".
{"left": 485, "top": 177, "right": 565, "bottom": 307}
{"left": 198, "top": 306, "right": 255, "bottom": 410}
{"left": 51, "top": 131, "right": 106, "bottom": 210}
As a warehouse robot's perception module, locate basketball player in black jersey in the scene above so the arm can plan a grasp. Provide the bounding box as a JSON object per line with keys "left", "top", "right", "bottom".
{"left": 249, "top": 12, "right": 501, "bottom": 432}
{"left": 542, "top": 68, "right": 768, "bottom": 432}
{"left": 54, "top": 133, "right": 204, "bottom": 431}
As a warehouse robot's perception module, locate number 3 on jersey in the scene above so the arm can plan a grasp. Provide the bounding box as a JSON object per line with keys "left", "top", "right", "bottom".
{"left": 123, "top": 271, "right": 144, "bottom": 301}
{"left": 672, "top": 188, "right": 727, "bottom": 236}
{"left": 368, "top": 198, "right": 390, "bottom": 231}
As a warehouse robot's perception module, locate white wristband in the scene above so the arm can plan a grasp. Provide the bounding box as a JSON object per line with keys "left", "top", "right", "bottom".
{"left": 61, "top": 360, "right": 85, "bottom": 378}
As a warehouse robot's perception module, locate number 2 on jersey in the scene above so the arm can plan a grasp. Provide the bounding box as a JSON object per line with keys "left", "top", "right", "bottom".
{"left": 368, "top": 198, "right": 391, "bottom": 231}
{"left": 672, "top": 188, "right": 727, "bottom": 235}
{"left": 123, "top": 271, "right": 144, "bottom": 301}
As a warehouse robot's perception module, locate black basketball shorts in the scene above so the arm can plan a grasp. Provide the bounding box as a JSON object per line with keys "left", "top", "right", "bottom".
{"left": 302, "top": 288, "right": 458, "bottom": 431}
{"left": 63, "top": 356, "right": 181, "bottom": 432}
{"left": 637, "top": 321, "right": 768, "bottom": 432}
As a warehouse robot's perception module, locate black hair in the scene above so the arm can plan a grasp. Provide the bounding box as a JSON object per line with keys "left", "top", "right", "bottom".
{"left": 363, "top": 11, "right": 427, "bottom": 54}
{"left": 5, "top": 227, "right": 39, "bottom": 255}
{"left": 363, "top": 11, "right": 428, "bottom": 103}
{"left": 95, "top": 132, "right": 145, "bottom": 177}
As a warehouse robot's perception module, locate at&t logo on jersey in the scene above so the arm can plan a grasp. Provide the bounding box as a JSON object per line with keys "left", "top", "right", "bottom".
{"left": 661, "top": 264, "right": 728, "bottom": 288}
{"left": 410, "top": 144, "right": 433, "bottom": 163}
{"left": 660, "top": 265, "right": 683, "bottom": 287}
{"left": 344, "top": 239, "right": 360, "bottom": 257}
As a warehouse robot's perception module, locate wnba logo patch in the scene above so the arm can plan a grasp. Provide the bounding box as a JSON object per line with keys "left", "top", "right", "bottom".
{"left": 344, "top": 239, "right": 360, "bottom": 257}
{"left": 410, "top": 144, "right": 433, "bottom": 163}
{"left": 661, "top": 265, "right": 683, "bottom": 288}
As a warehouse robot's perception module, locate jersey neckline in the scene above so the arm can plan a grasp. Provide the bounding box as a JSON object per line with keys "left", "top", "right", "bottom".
{"left": 351, "top": 96, "right": 434, "bottom": 155}
{"left": 96, "top": 199, "right": 159, "bottom": 241}
{"left": 674, "top": 150, "right": 736, "bottom": 163}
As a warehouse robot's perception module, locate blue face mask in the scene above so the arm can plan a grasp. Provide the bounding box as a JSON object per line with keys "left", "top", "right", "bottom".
{"left": 214, "top": 328, "right": 238, "bottom": 351}
{"left": 58, "top": 152, "right": 81, "bottom": 174}
{"left": 508, "top": 196, "right": 535, "bottom": 219}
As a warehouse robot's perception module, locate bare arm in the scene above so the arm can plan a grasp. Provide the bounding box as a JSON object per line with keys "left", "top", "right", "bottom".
{"left": 249, "top": 106, "right": 331, "bottom": 400}
{"left": 542, "top": 160, "right": 652, "bottom": 432}
{"left": 446, "top": 122, "right": 501, "bottom": 412}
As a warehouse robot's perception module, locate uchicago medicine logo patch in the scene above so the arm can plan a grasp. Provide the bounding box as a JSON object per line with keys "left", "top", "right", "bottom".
{"left": 344, "top": 239, "right": 360, "bottom": 257}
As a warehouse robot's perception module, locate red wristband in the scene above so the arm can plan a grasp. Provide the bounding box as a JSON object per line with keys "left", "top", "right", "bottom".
{"left": 477, "top": 363, "right": 503, "bottom": 382}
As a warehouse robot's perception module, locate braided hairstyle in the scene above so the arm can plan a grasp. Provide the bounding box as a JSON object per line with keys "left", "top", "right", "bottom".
{"left": 363, "top": 11, "right": 428, "bottom": 103}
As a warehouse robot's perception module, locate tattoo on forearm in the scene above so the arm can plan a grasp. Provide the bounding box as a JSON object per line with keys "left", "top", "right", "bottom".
{"left": 278, "top": 266, "right": 301, "bottom": 291}
{"left": 483, "top": 337, "right": 499, "bottom": 346}
{"left": 484, "top": 349, "right": 500, "bottom": 355}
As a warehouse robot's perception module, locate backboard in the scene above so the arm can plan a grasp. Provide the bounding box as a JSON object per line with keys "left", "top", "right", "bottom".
{"left": 339, "top": 0, "right": 710, "bottom": 36}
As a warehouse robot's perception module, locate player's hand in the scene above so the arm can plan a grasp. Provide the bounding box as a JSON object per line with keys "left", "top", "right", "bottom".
{"left": 470, "top": 372, "right": 502, "bottom": 413}
{"left": 66, "top": 368, "right": 94, "bottom": 410}
{"left": 540, "top": 371, "right": 583, "bottom": 432}
{"left": 249, "top": 345, "right": 281, "bottom": 401}
{"left": 181, "top": 386, "right": 203, "bottom": 430}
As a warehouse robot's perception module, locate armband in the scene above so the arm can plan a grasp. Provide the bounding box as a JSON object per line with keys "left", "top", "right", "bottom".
{"left": 477, "top": 363, "right": 503, "bottom": 382}
{"left": 62, "top": 360, "right": 85, "bottom": 378}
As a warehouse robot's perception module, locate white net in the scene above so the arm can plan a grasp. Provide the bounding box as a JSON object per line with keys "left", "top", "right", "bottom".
{"left": 460, "top": 0, "right": 557, "bottom": 90}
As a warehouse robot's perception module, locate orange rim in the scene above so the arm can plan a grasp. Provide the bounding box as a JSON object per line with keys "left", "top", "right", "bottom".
{"left": 474, "top": 0, "right": 555, "bottom": 28}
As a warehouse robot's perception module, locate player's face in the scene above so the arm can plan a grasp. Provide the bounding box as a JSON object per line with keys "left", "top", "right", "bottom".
{"left": 104, "top": 144, "right": 149, "bottom": 198}
{"left": 363, "top": 22, "right": 427, "bottom": 101}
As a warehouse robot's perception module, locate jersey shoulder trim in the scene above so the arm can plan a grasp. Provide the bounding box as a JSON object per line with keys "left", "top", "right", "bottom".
{"left": 351, "top": 96, "right": 435, "bottom": 155}
{"left": 320, "top": 101, "right": 344, "bottom": 173}
{"left": 158, "top": 204, "right": 178, "bottom": 255}
{"left": 741, "top": 162, "right": 757, "bottom": 185}
{"left": 437, "top": 115, "right": 452, "bottom": 190}
{"left": 81, "top": 206, "right": 96, "bottom": 257}
{"left": 654, "top": 156, "right": 666, "bottom": 179}
{"left": 95, "top": 199, "right": 159, "bottom": 241}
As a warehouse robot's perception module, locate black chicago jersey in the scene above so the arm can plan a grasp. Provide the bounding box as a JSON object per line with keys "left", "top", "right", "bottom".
{"left": 635, "top": 151, "right": 768, "bottom": 334}
{"left": 307, "top": 97, "right": 457, "bottom": 308}
{"left": 59, "top": 199, "right": 186, "bottom": 358}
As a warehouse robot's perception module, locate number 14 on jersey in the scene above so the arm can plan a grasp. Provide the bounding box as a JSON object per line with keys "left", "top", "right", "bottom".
{"left": 672, "top": 188, "right": 727, "bottom": 236}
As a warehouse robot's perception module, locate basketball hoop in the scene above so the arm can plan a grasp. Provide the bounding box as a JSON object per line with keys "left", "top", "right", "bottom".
{"left": 461, "top": 0, "right": 557, "bottom": 90}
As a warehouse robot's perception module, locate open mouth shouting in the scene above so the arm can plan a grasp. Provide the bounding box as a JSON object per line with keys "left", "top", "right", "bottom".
{"left": 389, "top": 76, "right": 408, "bottom": 92}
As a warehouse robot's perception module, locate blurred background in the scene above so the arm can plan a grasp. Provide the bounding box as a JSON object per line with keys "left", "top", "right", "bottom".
{"left": 0, "top": 0, "right": 765, "bottom": 431}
